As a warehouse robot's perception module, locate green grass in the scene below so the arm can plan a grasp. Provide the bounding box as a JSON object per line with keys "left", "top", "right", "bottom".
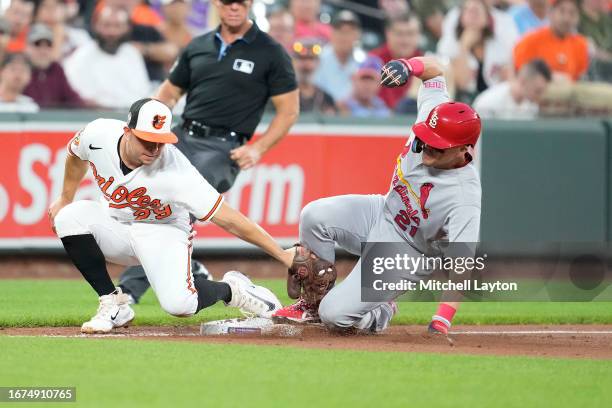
{"left": 1, "top": 280, "right": 612, "bottom": 327}
{"left": 2, "top": 280, "right": 612, "bottom": 407}
{"left": 1, "top": 337, "right": 611, "bottom": 408}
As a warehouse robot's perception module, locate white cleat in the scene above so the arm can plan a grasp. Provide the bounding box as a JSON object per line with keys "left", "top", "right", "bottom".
{"left": 222, "top": 271, "right": 281, "bottom": 318}
{"left": 81, "top": 288, "right": 135, "bottom": 334}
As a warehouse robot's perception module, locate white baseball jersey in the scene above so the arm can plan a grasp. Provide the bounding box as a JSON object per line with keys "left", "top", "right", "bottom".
{"left": 383, "top": 76, "right": 482, "bottom": 254}
{"left": 67, "top": 118, "right": 223, "bottom": 232}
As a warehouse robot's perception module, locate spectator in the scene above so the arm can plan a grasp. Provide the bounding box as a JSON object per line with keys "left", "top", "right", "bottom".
{"left": 354, "top": 0, "right": 408, "bottom": 42}
{"left": 514, "top": 0, "right": 588, "bottom": 82}
{"left": 370, "top": 13, "right": 422, "bottom": 110}
{"left": 379, "top": 0, "right": 409, "bottom": 16}
{"left": 150, "top": 0, "right": 214, "bottom": 36}
{"left": 129, "top": 13, "right": 180, "bottom": 83}
{"left": 23, "top": 24, "right": 85, "bottom": 108}
{"left": 442, "top": 0, "right": 519, "bottom": 50}
{"left": 0, "top": 18, "right": 10, "bottom": 63}
{"left": 313, "top": 10, "right": 366, "bottom": 103}
{"left": 509, "top": 0, "right": 549, "bottom": 35}
{"left": 289, "top": 0, "right": 331, "bottom": 42}
{"left": 412, "top": 0, "right": 446, "bottom": 53}
{"left": 34, "top": 0, "right": 93, "bottom": 60}
{"left": 0, "top": 53, "right": 39, "bottom": 112}
{"left": 579, "top": 0, "right": 612, "bottom": 81}
{"left": 63, "top": 6, "right": 151, "bottom": 109}
{"left": 267, "top": 7, "right": 295, "bottom": 51}
{"left": 92, "top": 3, "right": 178, "bottom": 83}
{"left": 338, "top": 56, "right": 390, "bottom": 118}
{"left": 98, "top": 0, "right": 163, "bottom": 28}
{"left": 473, "top": 59, "right": 552, "bottom": 119}
{"left": 5, "top": 0, "right": 36, "bottom": 53}
{"left": 292, "top": 38, "right": 336, "bottom": 115}
{"left": 579, "top": 0, "right": 612, "bottom": 54}
{"left": 159, "top": 0, "right": 193, "bottom": 50}
{"left": 438, "top": 0, "right": 514, "bottom": 102}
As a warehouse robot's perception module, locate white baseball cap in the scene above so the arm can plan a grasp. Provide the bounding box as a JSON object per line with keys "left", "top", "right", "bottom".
{"left": 126, "top": 98, "right": 178, "bottom": 144}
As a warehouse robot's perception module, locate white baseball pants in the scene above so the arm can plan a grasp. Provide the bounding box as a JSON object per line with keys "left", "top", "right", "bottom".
{"left": 54, "top": 200, "right": 198, "bottom": 316}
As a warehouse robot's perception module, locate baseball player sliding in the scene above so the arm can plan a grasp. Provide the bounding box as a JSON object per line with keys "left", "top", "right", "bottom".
{"left": 272, "top": 57, "right": 481, "bottom": 337}
{"left": 48, "top": 98, "right": 292, "bottom": 334}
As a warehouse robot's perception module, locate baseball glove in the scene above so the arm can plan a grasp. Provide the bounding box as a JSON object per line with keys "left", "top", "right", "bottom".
{"left": 287, "top": 244, "right": 337, "bottom": 305}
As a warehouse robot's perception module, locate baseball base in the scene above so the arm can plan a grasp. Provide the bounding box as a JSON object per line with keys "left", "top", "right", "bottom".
{"left": 200, "top": 318, "right": 305, "bottom": 337}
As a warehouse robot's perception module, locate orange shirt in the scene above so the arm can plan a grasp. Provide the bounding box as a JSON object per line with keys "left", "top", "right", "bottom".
{"left": 95, "top": 1, "right": 162, "bottom": 28}
{"left": 6, "top": 28, "right": 28, "bottom": 53}
{"left": 513, "top": 26, "right": 589, "bottom": 81}
{"left": 130, "top": 4, "right": 163, "bottom": 28}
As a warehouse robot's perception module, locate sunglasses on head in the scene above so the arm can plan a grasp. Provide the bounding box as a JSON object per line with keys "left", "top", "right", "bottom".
{"left": 292, "top": 41, "right": 322, "bottom": 57}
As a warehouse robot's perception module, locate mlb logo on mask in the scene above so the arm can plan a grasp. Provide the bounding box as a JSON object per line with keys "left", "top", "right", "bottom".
{"left": 233, "top": 59, "right": 255, "bottom": 74}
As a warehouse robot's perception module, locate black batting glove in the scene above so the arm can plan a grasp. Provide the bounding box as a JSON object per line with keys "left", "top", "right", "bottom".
{"left": 380, "top": 60, "right": 410, "bottom": 88}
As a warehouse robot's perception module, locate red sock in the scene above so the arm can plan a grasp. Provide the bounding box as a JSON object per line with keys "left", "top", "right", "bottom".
{"left": 431, "top": 303, "right": 457, "bottom": 332}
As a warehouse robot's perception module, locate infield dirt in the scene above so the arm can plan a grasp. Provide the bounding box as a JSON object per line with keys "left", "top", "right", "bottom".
{"left": 3, "top": 324, "right": 612, "bottom": 360}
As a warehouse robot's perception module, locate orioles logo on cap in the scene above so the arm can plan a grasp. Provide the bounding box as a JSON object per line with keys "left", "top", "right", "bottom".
{"left": 152, "top": 114, "right": 166, "bottom": 130}
{"left": 429, "top": 112, "right": 438, "bottom": 128}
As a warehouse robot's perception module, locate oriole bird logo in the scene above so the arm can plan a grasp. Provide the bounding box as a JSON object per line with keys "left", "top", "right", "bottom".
{"left": 152, "top": 115, "right": 166, "bottom": 130}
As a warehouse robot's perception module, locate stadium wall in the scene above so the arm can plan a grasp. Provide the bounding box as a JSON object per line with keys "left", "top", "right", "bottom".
{"left": 0, "top": 112, "right": 610, "bottom": 254}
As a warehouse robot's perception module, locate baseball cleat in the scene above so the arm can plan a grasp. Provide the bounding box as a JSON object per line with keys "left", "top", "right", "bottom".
{"left": 125, "top": 293, "right": 137, "bottom": 306}
{"left": 81, "top": 288, "right": 135, "bottom": 334}
{"left": 377, "top": 301, "right": 398, "bottom": 332}
{"left": 272, "top": 298, "right": 320, "bottom": 324}
{"left": 222, "top": 271, "right": 281, "bottom": 318}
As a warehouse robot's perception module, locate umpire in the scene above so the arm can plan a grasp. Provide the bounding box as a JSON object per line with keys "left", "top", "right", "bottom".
{"left": 118, "top": 0, "right": 299, "bottom": 303}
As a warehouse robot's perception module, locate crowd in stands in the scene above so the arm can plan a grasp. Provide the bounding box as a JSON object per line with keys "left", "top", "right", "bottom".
{"left": 0, "top": 0, "right": 610, "bottom": 119}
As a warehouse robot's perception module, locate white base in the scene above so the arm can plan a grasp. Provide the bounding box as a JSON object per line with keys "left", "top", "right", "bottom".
{"left": 200, "top": 318, "right": 304, "bottom": 337}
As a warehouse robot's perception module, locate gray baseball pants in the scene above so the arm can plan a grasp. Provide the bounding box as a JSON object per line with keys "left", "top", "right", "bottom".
{"left": 301, "top": 194, "right": 423, "bottom": 332}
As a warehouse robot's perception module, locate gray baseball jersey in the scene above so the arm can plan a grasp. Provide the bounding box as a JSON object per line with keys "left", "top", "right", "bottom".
{"left": 308, "top": 76, "right": 482, "bottom": 331}
{"left": 383, "top": 76, "right": 482, "bottom": 254}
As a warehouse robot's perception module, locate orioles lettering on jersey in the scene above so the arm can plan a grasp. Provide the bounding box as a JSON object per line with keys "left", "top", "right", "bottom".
{"left": 90, "top": 162, "right": 172, "bottom": 221}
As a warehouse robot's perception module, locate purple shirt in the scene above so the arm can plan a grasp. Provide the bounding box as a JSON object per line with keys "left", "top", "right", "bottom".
{"left": 24, "top": 62, "right": 85, "bottom": 108}
{"left": 150, "top": 0, "right": 211, "bottom": 34}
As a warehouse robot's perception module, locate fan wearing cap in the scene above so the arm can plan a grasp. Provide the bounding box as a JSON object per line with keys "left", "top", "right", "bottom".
{"left": 291, "top": 37, "right": 336, "bottom": 115}
{"left": 273, "top": 57, "right": 481, "bottom": 342}
{"left": 337, "top": 56, "right": 390, "bottom": 118}
{"left": 312, "top": 10, "right": 365, "bottom": 102}
{"left": 48, "top": 98, "right": 295, "bottom": 333}
{"left": 23, "top": 24, "right": 86, "bottom": 109}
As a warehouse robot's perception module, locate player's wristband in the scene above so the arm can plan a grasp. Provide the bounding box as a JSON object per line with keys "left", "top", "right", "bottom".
{"left": 398, "top": 58, "right": 425, "bottom": 77}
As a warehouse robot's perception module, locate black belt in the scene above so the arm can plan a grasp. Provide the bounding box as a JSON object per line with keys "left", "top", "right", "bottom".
{"left": 182, "top": 119, "right": 250, "bottom": 143}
